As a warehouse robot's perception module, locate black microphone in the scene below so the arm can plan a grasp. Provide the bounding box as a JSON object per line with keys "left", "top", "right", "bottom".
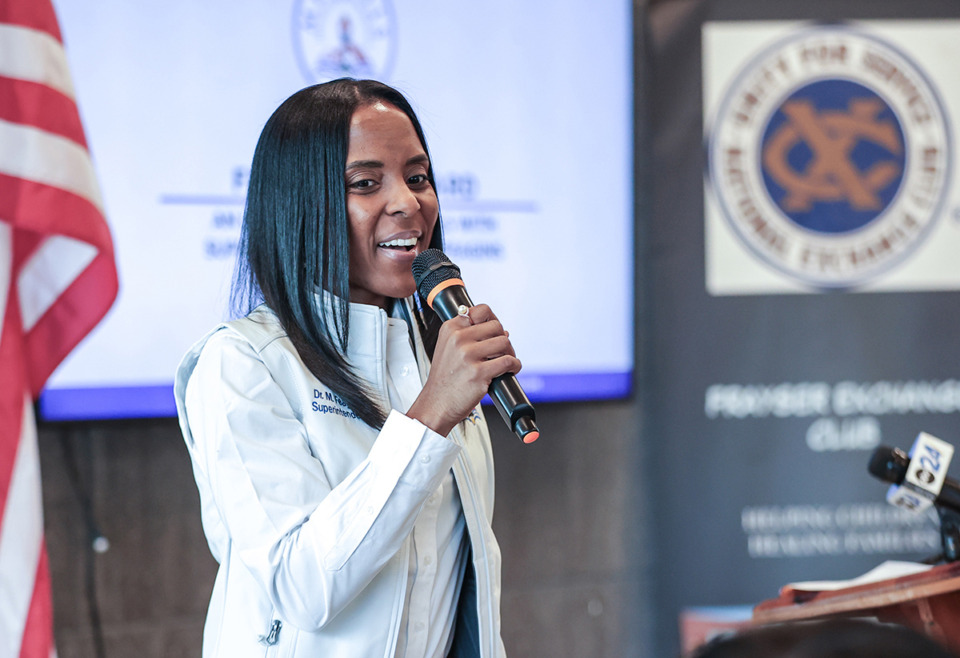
{"left": 412, "top": 249, "right": 539, "bottom": 443}
{"left": 868, "top": 445, "right": 960, "bottom": 513}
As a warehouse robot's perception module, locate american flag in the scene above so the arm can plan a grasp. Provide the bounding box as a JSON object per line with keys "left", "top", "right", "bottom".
{"left": 0, "top": 1, "right": 118, "bottom": 656}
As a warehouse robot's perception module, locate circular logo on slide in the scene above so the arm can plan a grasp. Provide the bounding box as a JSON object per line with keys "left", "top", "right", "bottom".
{"left": 292, "top": 0, "right": 397, "bottom": 83}
{"left": 706, "top": 25, "right": 951, "bottom": 288}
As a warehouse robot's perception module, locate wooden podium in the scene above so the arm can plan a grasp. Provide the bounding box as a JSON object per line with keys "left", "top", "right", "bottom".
{"left": 753, "top": 561, "right": 960, "bottom": 651}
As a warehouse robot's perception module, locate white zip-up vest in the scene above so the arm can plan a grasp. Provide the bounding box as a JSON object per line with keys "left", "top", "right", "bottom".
{"left": 174, "top": 298, "right": 506, "bottom": 657}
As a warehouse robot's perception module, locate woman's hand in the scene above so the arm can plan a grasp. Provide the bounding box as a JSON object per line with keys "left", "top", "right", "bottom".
{"left": 407, "top": 304, "right": 521, "bottom": 437}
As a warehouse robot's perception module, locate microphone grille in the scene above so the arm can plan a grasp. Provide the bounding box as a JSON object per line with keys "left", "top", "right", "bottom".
{"left": 412, "top": 249, "right": 461, "bottom": 298}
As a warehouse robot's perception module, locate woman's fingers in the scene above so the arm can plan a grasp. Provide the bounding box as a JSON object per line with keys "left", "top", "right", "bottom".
{"left": 462, "top": 335, "right": 518, "bottom": 364}
{"left": 448, "top": 305, "right": 516, "bottom": 356}
{"left": 410, "top": 303, "right": 522, "bottom": 435}
{"left": 476, "top": 352, "right": 523, "bottom": 379}
{"left": 461, "top": 303, "right": 496, "bottom": 325}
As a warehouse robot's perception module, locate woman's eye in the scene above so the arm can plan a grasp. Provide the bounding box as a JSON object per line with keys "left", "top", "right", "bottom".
{"left": 408, "top": 174, "right": 428, "bottom": 186}
{"left": 348, "top": 178, "right": 376, "bottom": 190}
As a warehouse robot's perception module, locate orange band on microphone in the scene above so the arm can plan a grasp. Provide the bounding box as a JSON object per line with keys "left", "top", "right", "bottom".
{"left": 426, "top": 278, "right": 465, "bottom": 309}
{"left": 523, "top": 431, "right": 540, "bottom": 444}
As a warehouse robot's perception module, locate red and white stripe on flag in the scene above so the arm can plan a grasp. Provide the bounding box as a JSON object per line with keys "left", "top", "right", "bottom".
{"left": 0, "top": 1, "right": 118, "bottom": 656}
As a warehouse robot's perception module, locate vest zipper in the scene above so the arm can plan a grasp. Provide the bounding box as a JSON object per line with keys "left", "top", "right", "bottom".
{"left": 258, "top": 619, "right": 281, "bottom": 646}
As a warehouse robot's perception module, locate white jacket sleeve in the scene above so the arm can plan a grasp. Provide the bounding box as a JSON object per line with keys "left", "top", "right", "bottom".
{"left": 182, "top": 330, "right": 460, "bottom": 631}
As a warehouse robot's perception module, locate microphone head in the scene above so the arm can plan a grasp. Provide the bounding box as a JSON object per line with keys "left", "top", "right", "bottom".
{"left": 868, "top": 445, "right": 910, "bottom": 485}
{"left": 412, "top": 249, "right": 461, "bottom": 299}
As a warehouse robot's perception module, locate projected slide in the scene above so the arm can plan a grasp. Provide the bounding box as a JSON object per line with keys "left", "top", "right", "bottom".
{"left": 42, "top": 0, "right": 633, "bottom": 420}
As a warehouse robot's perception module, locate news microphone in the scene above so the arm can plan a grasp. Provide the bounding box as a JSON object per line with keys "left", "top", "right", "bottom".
{"left": 412, "top": 249, "right": 539, "bottom": 443}
{"left": 868, "top": 433, "right": 960, "bottom": 514}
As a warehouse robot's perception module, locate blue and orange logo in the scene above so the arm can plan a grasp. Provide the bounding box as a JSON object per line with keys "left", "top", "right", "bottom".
{"left": 706, "top": 26, "right": 951, "bottom": 289}
{"left": 762, "top": 80, "right": 905, "bottom": 233}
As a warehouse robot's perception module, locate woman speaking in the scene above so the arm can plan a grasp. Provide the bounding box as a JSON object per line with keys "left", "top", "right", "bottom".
{"left": 175, "top": 79, "right": 518, "bottom": 657}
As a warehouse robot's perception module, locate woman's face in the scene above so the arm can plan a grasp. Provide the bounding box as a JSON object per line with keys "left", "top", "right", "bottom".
{"left": 345, "top": 101, "right": 439, "bottom": 309}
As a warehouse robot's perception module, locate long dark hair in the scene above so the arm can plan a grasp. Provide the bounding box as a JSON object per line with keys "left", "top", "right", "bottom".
{"left": 233, "top": 79, "right": 444, "bottom": 429}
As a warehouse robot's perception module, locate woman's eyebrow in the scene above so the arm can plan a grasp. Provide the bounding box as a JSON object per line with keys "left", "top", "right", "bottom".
{"left": 346, "top": 154, "right": 429, "bottom": 170}
{"left": 346, "top": 159, "right": 383, "bottom": 170}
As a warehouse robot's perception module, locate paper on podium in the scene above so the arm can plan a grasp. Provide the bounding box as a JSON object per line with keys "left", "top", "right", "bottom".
{"left": 784, "top": 561, "right": 933, "bottom": 593}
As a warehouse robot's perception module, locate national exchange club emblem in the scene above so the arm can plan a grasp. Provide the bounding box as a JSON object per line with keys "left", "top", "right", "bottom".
{"left": 293, "top": 0, "right": 397, "bottom": 84}
{"left": 706, "top": 25, "right": 952, "bottom": 288}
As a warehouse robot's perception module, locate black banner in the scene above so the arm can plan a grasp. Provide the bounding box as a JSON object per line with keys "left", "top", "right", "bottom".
{"left": 643, "top": 2, "right": 960, "bottom": 655}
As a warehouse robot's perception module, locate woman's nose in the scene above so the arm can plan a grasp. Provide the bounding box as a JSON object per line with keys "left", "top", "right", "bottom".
{"left": 386, "top": 180, "right": 420, "bottom": 217}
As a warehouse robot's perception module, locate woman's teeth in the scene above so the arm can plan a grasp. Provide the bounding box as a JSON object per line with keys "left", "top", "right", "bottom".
{"left": 379, "top": 237, "right": 417, "bottom": 250}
